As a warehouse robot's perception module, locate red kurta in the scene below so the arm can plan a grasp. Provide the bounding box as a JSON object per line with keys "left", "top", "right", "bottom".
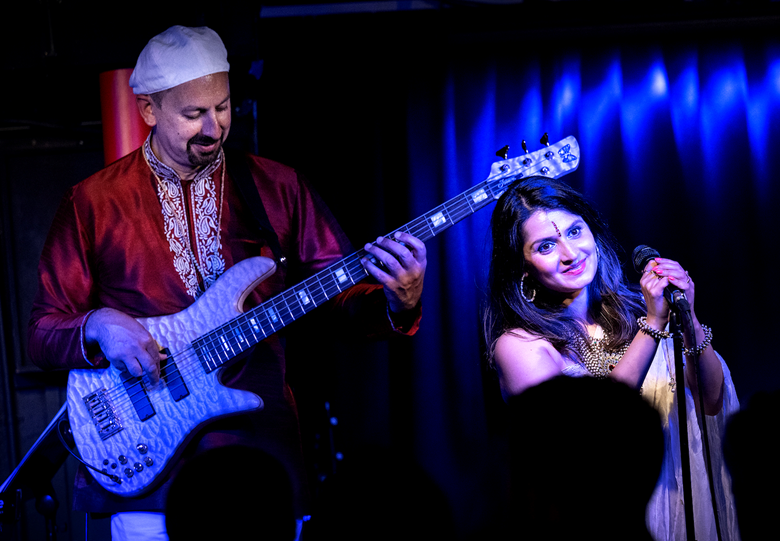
{"left": 28, "top": 145, "right": 419, "bottom": 514}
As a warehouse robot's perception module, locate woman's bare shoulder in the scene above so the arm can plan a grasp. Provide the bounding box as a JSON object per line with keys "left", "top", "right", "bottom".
{"left": 495, "top": 329, "right": 560, "bottom": 355}
{"left": 493, "top": 329, "right": 567, "bottom": 398}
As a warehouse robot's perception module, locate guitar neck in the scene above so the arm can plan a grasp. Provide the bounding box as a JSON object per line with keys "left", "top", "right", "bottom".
{"left": 193, "top": 137, "right": 579, "bottom": 372}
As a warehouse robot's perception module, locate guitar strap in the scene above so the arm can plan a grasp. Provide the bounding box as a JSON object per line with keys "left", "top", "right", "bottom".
{"left": 225, "top": 148, "right": 287, "bottom": 267}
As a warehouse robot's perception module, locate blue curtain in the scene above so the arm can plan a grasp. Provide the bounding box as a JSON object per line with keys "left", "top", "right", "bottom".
{"left": 397, "top": 33, "right": 780, "bottom": 534}
{"left": 254, "top": 18, "right": 780, "bottom": 536}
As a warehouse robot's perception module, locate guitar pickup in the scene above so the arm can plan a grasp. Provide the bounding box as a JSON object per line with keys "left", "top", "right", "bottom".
{"left": 83, "top": 389, "right": 123, "bottom": 441}
{"left": 121, "top": 375, "right": 156, "bottom": 422}
{"left": 160, "top": 348, "right": 189, "bottom": 402}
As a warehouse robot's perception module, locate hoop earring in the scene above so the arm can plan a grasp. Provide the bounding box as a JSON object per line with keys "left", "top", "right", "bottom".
{"left": 520, "top": 274, "right": 536, "bottom": 303}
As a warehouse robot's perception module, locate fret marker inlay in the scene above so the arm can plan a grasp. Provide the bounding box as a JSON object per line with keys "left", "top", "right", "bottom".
{"left": 249, "top": 317, "right": 263, "bottom": 336}
{"left": 430, "top": 212, "right": 447, "bottom": 228}
{"left": 298, "top": 290, "right": 311, "bottom": 305}
{"left": 471, "top": 189, "right": 488, "bottom": 204}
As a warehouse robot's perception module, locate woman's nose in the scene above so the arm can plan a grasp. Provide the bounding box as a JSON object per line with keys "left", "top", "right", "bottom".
{"left": 559, "top": 240, "right": 576, "bottom": 263}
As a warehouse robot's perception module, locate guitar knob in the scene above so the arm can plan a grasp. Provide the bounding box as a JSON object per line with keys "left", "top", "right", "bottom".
{"left": 541, "top": 167, "right": 550, "bottom": 175}
{"left": 137, "top": 443, "right": 149, "bottom": 454}
{"left": 134, "top": 462, "right": 144, "bottom": 472}
{"left": 144, "top": 457, "right": 154, "bottom": 467}
{"left": 540, "top": 133, "right": 550, "bottom": 146}
{"left": 124, "top": 468, "right": 134, "bottom": 478}
{"left": 118, "top": 455, "right": 128, "bottom": 465}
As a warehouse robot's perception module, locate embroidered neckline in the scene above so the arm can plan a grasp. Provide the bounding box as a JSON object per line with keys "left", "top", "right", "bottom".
{"left": 143, "top": 134, "right": 226, "bottom": 298}
{"left": 144, "top": 135, "right": 223, "bottom": 184}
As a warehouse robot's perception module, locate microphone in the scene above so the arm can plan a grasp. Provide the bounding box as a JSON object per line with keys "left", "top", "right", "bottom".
{"left": 631, "top": 245, "right": 690, "bottom": 310}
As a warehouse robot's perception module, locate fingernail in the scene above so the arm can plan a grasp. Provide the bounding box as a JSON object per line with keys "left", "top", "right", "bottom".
{"left": 669, "top": 276, "right": 675, "bottom": 281}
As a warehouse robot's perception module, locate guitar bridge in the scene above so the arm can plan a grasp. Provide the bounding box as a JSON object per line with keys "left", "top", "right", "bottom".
{"left": 83, "top": 389, "right": 123, "bottom": 441}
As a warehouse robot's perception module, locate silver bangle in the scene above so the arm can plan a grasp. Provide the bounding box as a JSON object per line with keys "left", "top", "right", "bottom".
{"left": 637, "top": 316, "right": 671, "bottom": 340}
{"left": 683, "top": 324, "right": 713, "bottom": 357}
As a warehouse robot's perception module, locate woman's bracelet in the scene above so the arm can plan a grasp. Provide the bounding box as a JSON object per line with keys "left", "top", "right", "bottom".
{"left": 637, "top": 316, "right": 671, "bottom": 340}
{"left": 683, "top": 324, "right": 713, "bottom": 357}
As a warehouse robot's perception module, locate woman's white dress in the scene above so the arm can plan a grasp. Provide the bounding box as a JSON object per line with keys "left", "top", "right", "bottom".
{"left": 563, "top": 338, "right": 740, "bottom": 541}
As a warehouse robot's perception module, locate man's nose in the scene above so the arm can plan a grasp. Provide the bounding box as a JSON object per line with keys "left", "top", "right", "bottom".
{"left": 201, "top": 111, "right": 221, "bottom": 138}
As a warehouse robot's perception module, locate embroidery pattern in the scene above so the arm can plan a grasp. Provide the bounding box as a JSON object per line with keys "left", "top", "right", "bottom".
{"left": 144, "top": 138, "right": 225, "bottom": 298}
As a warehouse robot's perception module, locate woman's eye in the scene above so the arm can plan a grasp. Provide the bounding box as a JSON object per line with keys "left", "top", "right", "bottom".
{"left": 568, "top": 226, "right": 581, "bottom": 237}
{"left": 538, "top": 242, "right": 554, "bottom": 253}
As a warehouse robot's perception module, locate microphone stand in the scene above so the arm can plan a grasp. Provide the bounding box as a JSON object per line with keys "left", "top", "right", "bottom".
{"left": 669, "top": 295, "right": 723, "bottom": 541}
{"left": 668, "top": 301, "right": 696, "bottom": 541}
{"left": 0, "top": 404, "right": 71, "bottom": 541}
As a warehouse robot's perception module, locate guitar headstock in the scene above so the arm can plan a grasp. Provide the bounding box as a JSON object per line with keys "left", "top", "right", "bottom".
{"left": 486, "top": 134, "right": 580, "bottom": 199}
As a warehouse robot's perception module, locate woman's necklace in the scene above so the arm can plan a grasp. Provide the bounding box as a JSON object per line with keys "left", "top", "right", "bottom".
{"left": 572, "top": 330, "right": 630, "bottom": 379}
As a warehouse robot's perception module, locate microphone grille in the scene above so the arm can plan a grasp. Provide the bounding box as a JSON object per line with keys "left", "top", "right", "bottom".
{"left": 632, "top": 245, "right": 660, "bottom": 274}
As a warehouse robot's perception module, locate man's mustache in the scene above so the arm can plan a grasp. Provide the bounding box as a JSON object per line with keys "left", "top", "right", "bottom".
{"left": 189, "top": 134, "right": 221, "bottom": 146}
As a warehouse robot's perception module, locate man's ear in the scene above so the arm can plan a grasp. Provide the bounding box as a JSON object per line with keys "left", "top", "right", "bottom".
{"left": 136, "top": 95, "right": 157, "bottom": 127}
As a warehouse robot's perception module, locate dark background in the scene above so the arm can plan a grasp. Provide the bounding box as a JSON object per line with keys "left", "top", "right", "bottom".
{"left": 2, "top": 1, "right": 780, "bottom": 539}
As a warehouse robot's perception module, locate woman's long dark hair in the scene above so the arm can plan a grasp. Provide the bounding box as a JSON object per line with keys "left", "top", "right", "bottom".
{"left": 483, "top": 176, "right": 645, "bottom": 366}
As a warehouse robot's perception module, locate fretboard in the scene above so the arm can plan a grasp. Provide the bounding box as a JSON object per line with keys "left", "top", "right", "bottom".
{"left": 193, "top": 136, "right": 579, "bottom": 373}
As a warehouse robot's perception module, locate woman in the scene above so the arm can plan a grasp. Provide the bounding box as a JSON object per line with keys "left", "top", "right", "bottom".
{"left": 484, "top": 176, "right": 740, "bottom": 540}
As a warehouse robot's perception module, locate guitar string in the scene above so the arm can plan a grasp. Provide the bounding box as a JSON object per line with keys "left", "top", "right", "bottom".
{"left": 90, "top": 186, "right": 495, "bottom": 418}
{"left": 107, "top": 170, "right": 513, "bottom": 411}
{"left": 93, "top": 190, "right": 488, "bottom": 416}
{"left": 89, "top": 154, "right": 570, "bottom": 420}
{"left": 97, "top": 250, "right": 373, "bottom": 412}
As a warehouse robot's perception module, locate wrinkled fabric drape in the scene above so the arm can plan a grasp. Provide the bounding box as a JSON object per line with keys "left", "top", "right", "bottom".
{"left": 255, "top": 21, "right": 778, "bottom": 537}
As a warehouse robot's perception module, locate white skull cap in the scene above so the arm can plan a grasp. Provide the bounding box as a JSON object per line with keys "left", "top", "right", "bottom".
{"left": 129, "top": 25, "right": 230, "bottom": 95}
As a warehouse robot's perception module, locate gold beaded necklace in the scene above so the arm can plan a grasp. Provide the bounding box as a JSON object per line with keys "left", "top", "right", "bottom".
{"left": 572, "top": 331, "right": 630, "bottom": 378}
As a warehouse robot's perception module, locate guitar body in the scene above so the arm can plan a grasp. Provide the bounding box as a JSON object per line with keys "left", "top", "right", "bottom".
{"left": 66, "top": 256, "right": 276, "bottom": 497}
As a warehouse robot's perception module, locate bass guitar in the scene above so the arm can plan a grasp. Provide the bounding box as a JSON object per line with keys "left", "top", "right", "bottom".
{"left": 66, "top": 134, "right": 580, "bottom": 496}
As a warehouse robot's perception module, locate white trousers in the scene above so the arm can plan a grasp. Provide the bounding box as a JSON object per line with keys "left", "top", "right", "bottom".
{"left": 110, "top": 511, "right": 304, "bottom": 540}
{"left": 111, "top": 512, "right": 168, "bottom": 541}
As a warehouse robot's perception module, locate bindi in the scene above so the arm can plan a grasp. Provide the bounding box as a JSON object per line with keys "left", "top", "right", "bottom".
{"left": 551, "top": 221, "right": 562, "bottom": 237}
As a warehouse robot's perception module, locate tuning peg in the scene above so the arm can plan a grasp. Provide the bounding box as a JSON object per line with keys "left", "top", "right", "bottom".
{"left": 540, "top": 133, "right": 549, "bottom": 146}
{"left": 495, "top": 145, "right": 510, "bottom": 160}
{"left": 521, "top": 140, "right": 529, "bottom": 153}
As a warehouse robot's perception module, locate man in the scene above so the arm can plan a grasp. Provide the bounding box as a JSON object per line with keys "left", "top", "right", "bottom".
{"left": 28, "top": 25, "right": 426, "bottom": 539}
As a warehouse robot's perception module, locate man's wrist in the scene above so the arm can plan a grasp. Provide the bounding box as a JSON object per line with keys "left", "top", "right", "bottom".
{"left": 387, "top": 301, "right": 422, "bottom": 334}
